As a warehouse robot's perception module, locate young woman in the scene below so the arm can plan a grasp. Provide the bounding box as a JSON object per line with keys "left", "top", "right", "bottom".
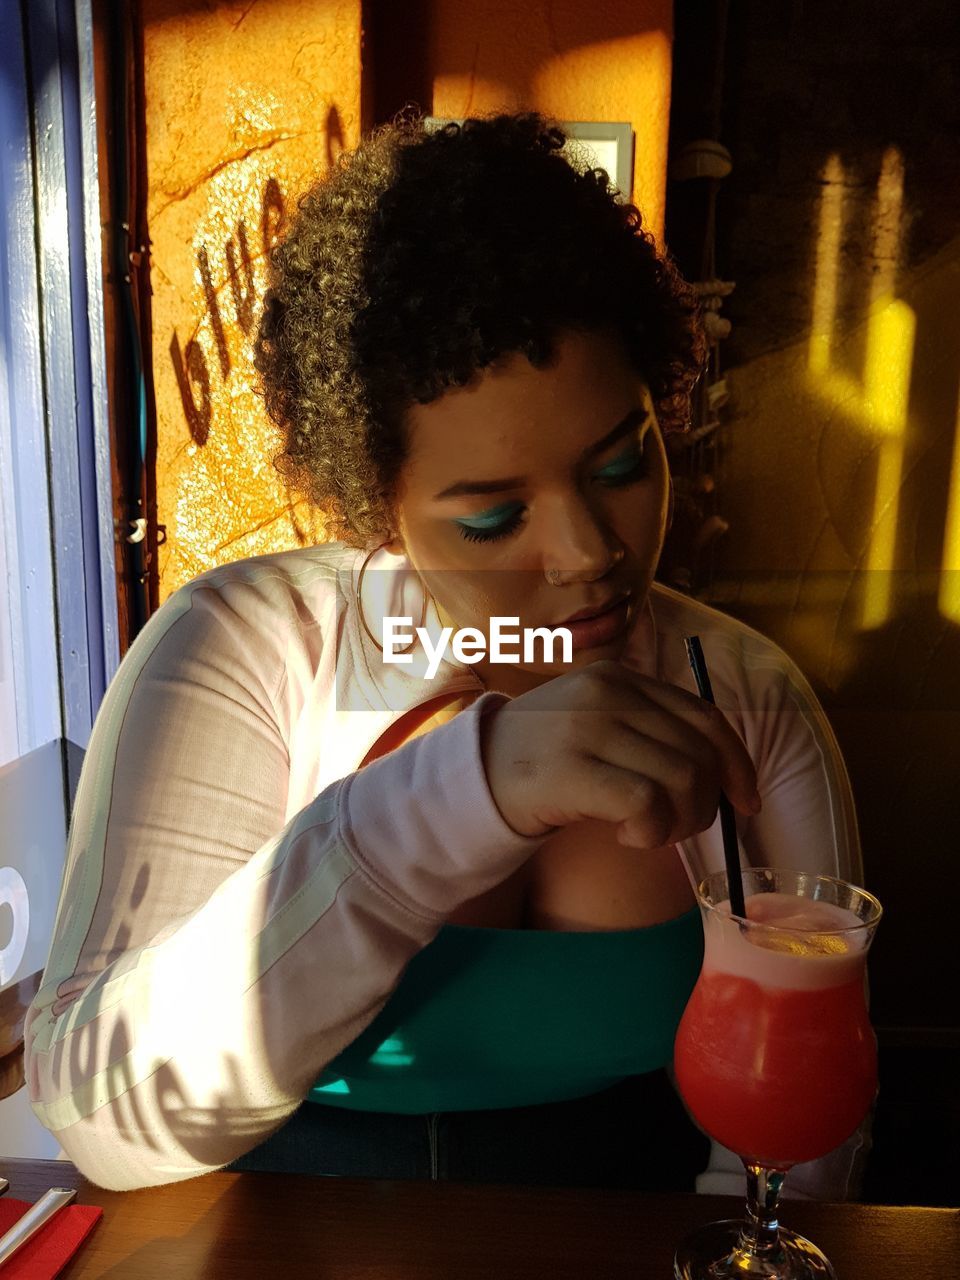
{"left": 25, "top": 114, "right": 863, "bottom": 1194}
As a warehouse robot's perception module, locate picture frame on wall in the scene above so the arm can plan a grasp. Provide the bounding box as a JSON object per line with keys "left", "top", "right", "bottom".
{"left": 560, "top": 121, "right": 634, "bottom": 199}
{"left": 423, "top": 118, "right": 635, "bottom": 200}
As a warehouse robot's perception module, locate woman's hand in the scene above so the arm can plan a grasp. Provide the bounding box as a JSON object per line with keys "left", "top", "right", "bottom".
{"left": 480, "top": 659, "right": 761, "bottom": 849}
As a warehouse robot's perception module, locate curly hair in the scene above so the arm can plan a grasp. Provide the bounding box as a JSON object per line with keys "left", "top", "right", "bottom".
{"left": 254, "top": 112, "right": 705, "bottom": 548}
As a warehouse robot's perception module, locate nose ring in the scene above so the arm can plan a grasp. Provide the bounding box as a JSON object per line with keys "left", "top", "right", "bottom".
{"left": 545, "top": 548, "right": 624, "bottom": 587}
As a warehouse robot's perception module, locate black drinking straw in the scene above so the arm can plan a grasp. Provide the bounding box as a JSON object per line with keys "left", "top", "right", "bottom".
{"left": 683, "top": 635, "right": 747, "bottom": 919}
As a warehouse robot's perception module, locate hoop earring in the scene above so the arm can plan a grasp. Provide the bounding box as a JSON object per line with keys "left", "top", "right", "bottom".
{"left": 357, "top": 545, "right": 428, "bottom": 656}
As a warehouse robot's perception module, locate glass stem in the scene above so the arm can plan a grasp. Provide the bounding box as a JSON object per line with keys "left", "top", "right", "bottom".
{"left": 737, "top": 1163, "right": 788, "bottom": 1259}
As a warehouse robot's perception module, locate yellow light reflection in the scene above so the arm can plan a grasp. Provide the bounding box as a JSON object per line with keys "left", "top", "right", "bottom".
{"left": 807, "top": 147, "right": 915, "bottom": 630}
{"left": 938, "top": 385, "right": 960, "bottom": 622}
{"left": 861, "top": 298, "right": 915, "bottom": 627}
{"left": 808, "top": 154, "right": 844, "bottom": 378}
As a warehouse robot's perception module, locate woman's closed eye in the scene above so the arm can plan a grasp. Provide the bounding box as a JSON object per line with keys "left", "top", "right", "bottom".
{"left": 592, "top": 438, "right": 649, "bottom": 487}
{"left": 452, "top": 440, "right": 651, "bottom": 543}
{"left": 454, "top": 500, "right": 526, "bottom": 543}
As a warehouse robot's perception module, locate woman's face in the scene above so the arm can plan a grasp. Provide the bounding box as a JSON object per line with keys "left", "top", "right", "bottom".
{"left": 389, "top": 328, "right": 670, "bottom": 694}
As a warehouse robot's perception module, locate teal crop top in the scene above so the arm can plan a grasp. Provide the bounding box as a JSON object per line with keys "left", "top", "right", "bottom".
{"left": 308, "top": 906, "right": 703, "bottom": 1115}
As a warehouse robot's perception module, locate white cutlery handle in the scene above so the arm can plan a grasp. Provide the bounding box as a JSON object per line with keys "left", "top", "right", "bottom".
{"left": 0, "top": 1186, "right": 77, "bottom": 1268}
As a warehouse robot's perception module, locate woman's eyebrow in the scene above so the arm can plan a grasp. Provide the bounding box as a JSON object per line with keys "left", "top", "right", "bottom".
{"left": 433, "top": 407, "right": 652, "bottom": 500}
{"left": 584, "top": 406, "right": 652, "bottom": 459}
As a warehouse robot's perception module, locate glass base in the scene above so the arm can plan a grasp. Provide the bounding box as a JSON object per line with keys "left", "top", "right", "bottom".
{"left": 674, "top": 1218, "right": 837, "bottom": 1279}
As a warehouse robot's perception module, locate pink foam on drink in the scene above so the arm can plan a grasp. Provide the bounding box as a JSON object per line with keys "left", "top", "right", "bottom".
{"left": 744, "top": 894, "right": 858, "bottom": 933}
{"left": 704, "top": 891, "right": 868, "bottom": 991}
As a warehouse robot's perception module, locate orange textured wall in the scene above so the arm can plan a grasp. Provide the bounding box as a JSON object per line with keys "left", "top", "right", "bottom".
{"left": 145, "top": 1, "right": 671, "bottom": 601}
{"left": 143, "top": 0, "right": 361, "bottom": 599}
{"left": 426, "top": 0, "right": 673, "bottom": 241}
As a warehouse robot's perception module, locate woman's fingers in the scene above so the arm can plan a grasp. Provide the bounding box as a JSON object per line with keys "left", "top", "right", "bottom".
{"left": 591, "top": 723, "right": 721, "bottom": 835}
{"left": 611, "top": 669, "right": 760, "bottom": 815}
{"left": 480, "top": 659, "right": 761, "bottom": 844}
{"left": 584, "top": 761, "right": 677, "bottom": 848}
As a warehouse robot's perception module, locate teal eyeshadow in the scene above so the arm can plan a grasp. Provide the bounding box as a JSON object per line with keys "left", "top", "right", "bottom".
{"left": 454, "top": 501, "right": 524, "bottom": 531}
{"left": 452, "top": 441, "right": 643, "bottom": 532}
{"left": 595, "top": 444, "right": 643, "bottom": 478}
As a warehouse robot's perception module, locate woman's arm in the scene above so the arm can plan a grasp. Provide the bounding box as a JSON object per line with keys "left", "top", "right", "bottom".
{"left": 739, "top": 649, "right": 863, "bottom": 886}
{"left": 24, "top": 571, "right": 539, "bottom": 1191}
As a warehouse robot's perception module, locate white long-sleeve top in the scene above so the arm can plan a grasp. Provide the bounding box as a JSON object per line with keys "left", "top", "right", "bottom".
{"left": 24, "top": 543, "right": 864, "bottom": 1192}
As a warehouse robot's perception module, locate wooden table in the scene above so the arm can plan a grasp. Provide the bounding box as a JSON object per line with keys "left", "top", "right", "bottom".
{"left": 3, "top": 1158, "right": 957, "bottom": 1278}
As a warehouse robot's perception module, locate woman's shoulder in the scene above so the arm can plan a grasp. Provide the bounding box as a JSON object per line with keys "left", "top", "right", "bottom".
{"left": 152, "top": 542, "right": 363, "bottom": 628}
{"left": 174, "top": 541, "right": 362, "bottom": 597}
{"left": 125, "top": 542, "right": 363, "bottom": 673}
{"left": 647, "top": 581, "right": 812, "bottom": 702}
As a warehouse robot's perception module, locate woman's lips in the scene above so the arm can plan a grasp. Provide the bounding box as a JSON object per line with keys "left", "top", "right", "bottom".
{"left": 554, "top": 595, "right": 632, "bottom": 651}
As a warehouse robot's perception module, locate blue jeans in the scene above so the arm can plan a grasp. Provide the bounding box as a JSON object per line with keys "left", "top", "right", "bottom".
{"left": 226, "top": 1070, "right": 709, "bottom": 1189}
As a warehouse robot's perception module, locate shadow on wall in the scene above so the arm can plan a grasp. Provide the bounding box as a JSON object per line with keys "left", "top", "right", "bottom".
{"left": 366, "top": 0, "right": 676, "bottom": 246}
{"left": 811, "top": 194, "right": 960, "bottom": 1036}
{"left": 368, "top": 0, "right": 672, "bottom": 123}
{"left": 711, "top": 142, "right": 960, "bottom": 1033}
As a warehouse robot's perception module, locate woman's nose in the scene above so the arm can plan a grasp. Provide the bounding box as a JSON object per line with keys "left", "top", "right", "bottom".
{"left": 540, "top": 494, "right": 624, "bottom": 584}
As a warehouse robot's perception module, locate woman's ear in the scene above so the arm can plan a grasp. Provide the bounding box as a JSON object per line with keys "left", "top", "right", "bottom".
{"left": 383, "top": 531, "right": 405, "bottom": 556}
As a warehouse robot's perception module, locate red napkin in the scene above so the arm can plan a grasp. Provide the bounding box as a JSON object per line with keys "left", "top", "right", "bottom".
{"left": 0, "top": 1196, "right": 102, "bottom": 1277}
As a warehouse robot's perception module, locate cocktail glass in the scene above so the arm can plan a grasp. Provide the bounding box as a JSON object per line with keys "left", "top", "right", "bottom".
{"left": 673, "top": 867, "right": 882, "bottom": 1279}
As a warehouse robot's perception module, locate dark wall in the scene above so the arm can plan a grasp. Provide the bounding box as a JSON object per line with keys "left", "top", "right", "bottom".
{"left": 668, "top": 1, "right": 960, "bottom": 1034}
{"left": 722, "top": 0, "right": 960, "bottom": 361}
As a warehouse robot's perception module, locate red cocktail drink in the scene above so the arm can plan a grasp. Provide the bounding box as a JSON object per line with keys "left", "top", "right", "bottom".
{"left": 672, "top": 870, "right": 882, "bottom": 1280}
{"left": 675, "top": 892, "right": 877, "bottom": 1167}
